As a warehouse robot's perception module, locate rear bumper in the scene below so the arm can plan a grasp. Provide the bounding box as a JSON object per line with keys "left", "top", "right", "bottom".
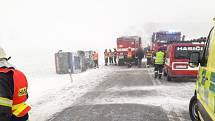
{"left": 170, "top": 75, "right": 197, "bottom": 78}
{"left": 167, "top": 68, "right": 198, "bottom": 78}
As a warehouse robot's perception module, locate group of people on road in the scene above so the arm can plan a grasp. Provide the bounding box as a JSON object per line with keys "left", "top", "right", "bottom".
{"left": 104, "top": 49, "right": 117, "bottom": 66}
{"left": 128, "top": 46, "right": 166, "bottom": 79}
{"left": 126, "top": 47, "right": 145, "bottom": 68}
{"left": 93, "top": 47, "right": 166, "bottom": 80}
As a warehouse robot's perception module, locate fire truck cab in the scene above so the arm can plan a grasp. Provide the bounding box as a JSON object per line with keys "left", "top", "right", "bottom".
{"left": 164, "top": 43, "right": 205, "bottom": 81}
{"left": 117, "top": 36, "right": 141, "bottom": 66}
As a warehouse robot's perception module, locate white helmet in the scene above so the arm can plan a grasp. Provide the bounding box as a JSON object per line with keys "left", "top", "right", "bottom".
{"left": 0, "top": 47, "right": 14, "bottom": 68}
{"left": 0, "top": 47, "right": 7, "bottom": 59}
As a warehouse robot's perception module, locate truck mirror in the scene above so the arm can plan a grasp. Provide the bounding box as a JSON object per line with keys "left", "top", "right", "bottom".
{"left": 189, "top": 52, "right": 200, "bottom": 67}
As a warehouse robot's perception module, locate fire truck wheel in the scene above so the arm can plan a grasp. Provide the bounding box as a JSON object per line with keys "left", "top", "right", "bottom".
{"left": 189, "top": 96, "right": 200, "bottom": 121}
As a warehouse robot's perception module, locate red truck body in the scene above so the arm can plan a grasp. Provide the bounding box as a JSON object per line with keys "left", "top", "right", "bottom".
{"left": 164, "top": 43, "right": 205, "bottom": 80}
{"left": 117, "top": 36, "right": 141, "bottom": 65}
{"left": 151, "top": 31, "right": 181, "bottom": 53}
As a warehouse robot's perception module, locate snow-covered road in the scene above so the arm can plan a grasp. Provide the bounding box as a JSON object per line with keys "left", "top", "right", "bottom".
{"left": 47, "top": 67, "right": 195, "bottom": 121}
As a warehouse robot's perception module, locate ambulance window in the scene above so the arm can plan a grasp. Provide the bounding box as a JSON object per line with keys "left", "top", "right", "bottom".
{"left": 175, "top": 46, "right": 204, "bottom": 59}
{"left": 203, "top": 28, "right": 214, "bottom": 66}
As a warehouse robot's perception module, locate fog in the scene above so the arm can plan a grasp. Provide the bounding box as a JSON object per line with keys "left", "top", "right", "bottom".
{"left": 0, "top": 0, "right": 214, "bottom": 68}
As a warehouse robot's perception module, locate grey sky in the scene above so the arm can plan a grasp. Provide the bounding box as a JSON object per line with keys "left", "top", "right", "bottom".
{"left": 0, "top": 0, "right": 214, "bottom": 58}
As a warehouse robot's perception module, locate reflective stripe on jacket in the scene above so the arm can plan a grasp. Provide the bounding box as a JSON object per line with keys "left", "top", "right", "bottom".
{"left": 155, "top": 51, "right": 165, "bottom": 65}
{"left": 108, "top": 52, "right": 113, "bottom": 58}
{"left": 127, "top": 51, "right": 132, "bottom": 58}
{"left": 104, "top": 52, "right": 108, "bottom": 59}
{"left": 93, "top": 53, "right": 98, "bottom": 60}
{"left": 146, "top": 51, "right": 152, "bottom": 58}
{"left": 0, "top": 68, "right": 31, "bottom": 118}
{"left": 0, "top": 97, "right": 13, "bottom": 107}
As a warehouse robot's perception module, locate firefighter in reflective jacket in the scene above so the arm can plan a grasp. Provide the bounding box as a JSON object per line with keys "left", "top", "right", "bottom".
{"left": 0, "top": 47, "right": 31, "bottom": 121}
{"left": 146, "top": 50, "right": 153, "bottom": 68}
{"left": 154, "top": 49, "right": 165, "bottom": 79}
{"left": 113, "top": 48, "right": 118, "bottom": 65}
{"left": 108, "top": 49, "right": 113, "bottom": 65}
{"left": 127, "top": 47, "right": 132, "bottom": 68}
{"left": 104, "top": 49, "right": 108, "bottom": 66}
{"left": 92, "top": 51, "right": 99, "bottom": 68}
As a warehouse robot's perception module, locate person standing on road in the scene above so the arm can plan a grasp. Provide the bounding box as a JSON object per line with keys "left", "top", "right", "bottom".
{"left": 154, "top": 49, "right": 165, "bottom": 79}
{"left": 108, "top": 49, "right": 113, "bottom": 65}
{"left": 127, "top": 47, "right": 133, "bottom": 68}
{"left": 136, "top": 46, "right": 144, "bottom": 68}
{"left": 0, "top": 47, "right": 31, "bottom": 121}
{"left": 92, "top": 51, "right": 99, "bottom": 68}
{"left": 113, "top": 48, "right": 118, "bottom": 65}
{"left": 104, "top": 49, "right": 108, "bottom": 66}
{"left": 146, "top": 49, "right": 153, "bottom": 68}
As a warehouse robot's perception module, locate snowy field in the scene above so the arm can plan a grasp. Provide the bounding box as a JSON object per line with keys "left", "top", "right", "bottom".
{"left": 27, "top": 66, "right": 112, "bottom": 121}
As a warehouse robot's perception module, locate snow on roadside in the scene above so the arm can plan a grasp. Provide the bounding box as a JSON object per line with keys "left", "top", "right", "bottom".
{"left": 28, "top": 66, "right": 112, "bottom": 121}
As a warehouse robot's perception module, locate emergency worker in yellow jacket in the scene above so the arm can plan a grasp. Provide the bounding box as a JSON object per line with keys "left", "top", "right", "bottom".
{"left": 127, "top": 47, "right": 133, "bottom": 68}
{"left": 154, "top": 49, "right": 165, "bottom": 79}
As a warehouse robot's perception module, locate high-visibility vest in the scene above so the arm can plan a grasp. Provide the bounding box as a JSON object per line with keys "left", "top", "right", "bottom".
{"left": 155, "top": 51, "right": 165, "bottom": 65}
{"left": 127, "top": 51, "right": 132, "bottom": 58}
{"left": 146, "top": 51, "right": 152, "bottom": 58}
{"left": 104, "top": 52, "right": 108, "bottom": 59}
{"left": 93, "top": 53, "right": 98, "bottom": 60}
{"left": 108, "top": 52, "right": 113, "bottom": 58}
{"left": 0, "top": 68, "right": 31, "bottom": 117}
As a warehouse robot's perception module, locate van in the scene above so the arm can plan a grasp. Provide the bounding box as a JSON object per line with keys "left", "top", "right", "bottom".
{"left": 164, "top": 43, "right": 205, "bottom": 81}
{"left": 189, "top": 19, "right": 215, "bottom": 121}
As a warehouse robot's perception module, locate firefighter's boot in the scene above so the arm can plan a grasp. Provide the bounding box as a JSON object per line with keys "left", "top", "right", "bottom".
{"left": 154, "top": 71, "right": 158, "bottom": 78}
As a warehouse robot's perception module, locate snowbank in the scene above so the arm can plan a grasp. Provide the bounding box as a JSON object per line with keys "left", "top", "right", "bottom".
{"left": 27, "top": 66, "right": 111, "bottom": 121}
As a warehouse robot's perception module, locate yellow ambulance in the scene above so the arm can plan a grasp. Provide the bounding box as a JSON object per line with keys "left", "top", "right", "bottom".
{"left": 189, "top": 18, "right": 215, "bottom": 121}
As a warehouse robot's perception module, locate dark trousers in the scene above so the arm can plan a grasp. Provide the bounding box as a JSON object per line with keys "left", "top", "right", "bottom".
{"left": 105, "top": 58, "right": 108, "bottom": 66}
{"left": 154, "top": 64, "right": 164, "bottom": 78}
{"left": 127, "top": 58, "right": 132, "bottom": 68}
{"left": 113, "top": 56, "right": 117, "bottom": 65}
{"left": 94, "top": 60, "right": 98, "bottom": 68}
{"left": 147, "top": 58, "right": 152, "bottom": 66}
{"left": 137, "top": 58, "right": 142, "bottom": 68}
{"left": 11, "top": 114, "right": 29, "bottom": 121}
{"left": 109, "top": 57, "right": 113, "bottom": 64}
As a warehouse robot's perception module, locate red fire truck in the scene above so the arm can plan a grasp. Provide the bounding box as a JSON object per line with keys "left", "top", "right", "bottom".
{"left": 117, "top": 36, "right": 141, "bottom": 66}
{"left": 164, "top": 43, "right": 205, "bottom": 81}
{"left": 151, "top": 31, "right": 182, "bottom": 53}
